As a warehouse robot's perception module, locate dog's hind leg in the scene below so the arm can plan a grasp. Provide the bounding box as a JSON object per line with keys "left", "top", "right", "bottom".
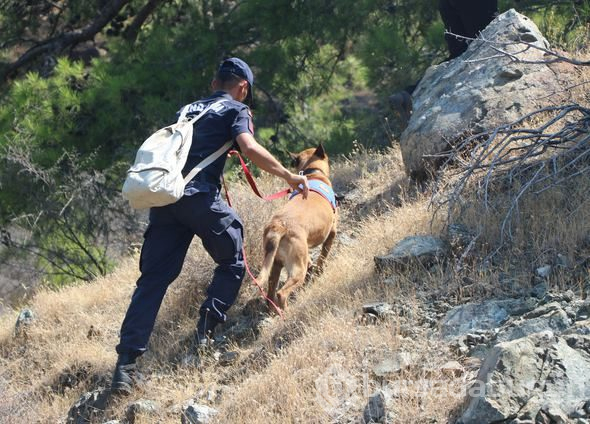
{"left": 276, "top": 239, "right": 308, "bottom": 310}
{"left": 266, "top": 262, "right": 282, "bottom": 311}
{"left": 258, "top": 225, "right": 284, "bottom": 297}
{"left": 276, "top": 265, "right": 306, "bottom": 310}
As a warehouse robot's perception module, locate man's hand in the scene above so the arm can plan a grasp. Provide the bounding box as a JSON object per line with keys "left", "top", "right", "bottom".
{"left": 286, "top": 173, "right": 309, "bottom": 199}
{"left": 236, "top": 132, "right": 310, "bottom": 199}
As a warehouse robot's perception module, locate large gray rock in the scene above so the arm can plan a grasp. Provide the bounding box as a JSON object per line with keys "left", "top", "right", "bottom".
{"left": 457, "top": 331, "right": 590, "bottom": 423}
{"left": 400, "top": 9, "right": 583, "bottom": 178}
{"left": 440, "top": 298, "right": 536, "bottom": 339}
{"left": 374, "top": 235, "right": 448, "bottom": 271}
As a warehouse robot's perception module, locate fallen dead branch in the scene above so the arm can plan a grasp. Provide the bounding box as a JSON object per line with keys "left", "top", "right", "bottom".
{"left": 431, "top": 103, "right": 590, "bottom": 254}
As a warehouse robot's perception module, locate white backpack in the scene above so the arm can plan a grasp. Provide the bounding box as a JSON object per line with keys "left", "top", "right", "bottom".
{"left": 122, "top": 100, "right": 231, "bottom": 209}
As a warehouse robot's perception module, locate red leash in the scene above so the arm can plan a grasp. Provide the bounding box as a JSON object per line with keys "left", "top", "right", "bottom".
{"left": 223, "top": 150, "right": 288, "bottom": 318}
{"left": 227, "top": 150, "right": 292, "bottom": 201}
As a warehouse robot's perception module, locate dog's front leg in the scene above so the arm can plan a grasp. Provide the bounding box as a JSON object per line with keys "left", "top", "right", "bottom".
{"left": 314, "top": 226, "right": 336, "bottom": 277}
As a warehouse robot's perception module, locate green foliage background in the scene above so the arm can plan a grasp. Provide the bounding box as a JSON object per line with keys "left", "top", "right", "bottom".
{"left": 0, "top": 0, "right": 588, "bottom": 285}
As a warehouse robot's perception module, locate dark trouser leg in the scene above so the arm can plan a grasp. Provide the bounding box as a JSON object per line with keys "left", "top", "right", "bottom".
{"left": 440, "top": 0, "right": 498, "bottom": 59}
{"left": 199, "top": 220, "right": 245, "bottom": 324}
{"left": 116, "top": 221, "right": 193, "bottom": 356}
{"left": 454, "top": 0, "right": 498, "bottom": 38}
{"left": 439, "top": 0, "right": 469, "bottom": 59}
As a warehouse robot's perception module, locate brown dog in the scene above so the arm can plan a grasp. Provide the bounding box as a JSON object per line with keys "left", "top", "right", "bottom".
{"left": 257, "top": 144, "right": 338, "bottom": 311}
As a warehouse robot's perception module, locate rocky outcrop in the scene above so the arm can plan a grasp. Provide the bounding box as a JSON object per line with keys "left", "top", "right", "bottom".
{"left": 457, "top": 331, "right": 590, "bottom": 423}
{"left": 400, "top": 9, "right": 583, "bottom": 179}
{"left": 440, "top": 298, "right": 536, "bottom": 339}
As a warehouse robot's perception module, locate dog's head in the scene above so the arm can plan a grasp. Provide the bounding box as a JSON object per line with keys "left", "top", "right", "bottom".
{"left": 289, "top": 144, "right": 330, "bottom": 177}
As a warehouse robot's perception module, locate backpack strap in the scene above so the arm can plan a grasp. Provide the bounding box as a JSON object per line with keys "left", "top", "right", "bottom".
{"left": 183, "top": 140, "right": 233, "bottom": 184}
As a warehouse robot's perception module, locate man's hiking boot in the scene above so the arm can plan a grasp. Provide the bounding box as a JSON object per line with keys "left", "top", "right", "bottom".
{"left": 195, "top": 314, "right": 218, "bottom": 351}
{"left": 111, "top": 354, "right": 143, "bottom": 396}
{"left": 389, "top": 90, "right": 413, "bottom": 128}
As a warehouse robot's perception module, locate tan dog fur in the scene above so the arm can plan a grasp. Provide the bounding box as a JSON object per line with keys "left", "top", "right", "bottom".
{"left": 257, "top": 144, "right": 338, "bottom": 311}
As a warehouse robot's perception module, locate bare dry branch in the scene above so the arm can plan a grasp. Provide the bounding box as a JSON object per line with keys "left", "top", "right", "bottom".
{"left": 431, "top": 103, "right": 590, "bottom": 252}
{"left": 447, "top": 30, "right": 590, "bottom": 67}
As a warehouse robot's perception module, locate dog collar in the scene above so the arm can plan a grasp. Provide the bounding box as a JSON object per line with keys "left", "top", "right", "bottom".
{"left": 301, "top": 168, "right": 328, "bottom": 177}
{"left": 289, "top": 179, "right": 337, "bottom": 211}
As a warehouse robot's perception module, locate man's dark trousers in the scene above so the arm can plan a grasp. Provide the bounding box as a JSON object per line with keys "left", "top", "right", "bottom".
{"left": 116, "top": 189, "right": 245, "bottom": 357}
{"left": 439, "top": 0, "right": 498, "bottom": 59}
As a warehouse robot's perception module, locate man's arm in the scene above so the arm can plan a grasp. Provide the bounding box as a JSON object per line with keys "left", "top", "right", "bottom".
{"left": 236, "top": 132, "right": 309, "bottom": 198}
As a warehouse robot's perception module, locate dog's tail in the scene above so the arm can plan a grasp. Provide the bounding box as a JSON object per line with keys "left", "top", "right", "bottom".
{"left": 256, "top": 222, "right": 287, "bottom": 287}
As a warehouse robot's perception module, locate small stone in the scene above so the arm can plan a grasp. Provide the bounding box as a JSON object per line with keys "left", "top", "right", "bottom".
{"left": 181, "top": 402, "right": 218, "bottom": 424}
{"left": 67, "top": 388, "right": 110, "bottom": 423}
{"left": 373, "top": 352, "right": 414, "bottom": 377}
{"left": 125, "top": 399, "right": 158, "bottom": 424}
{"left": 531, "top": 282, "right": 548, "bottom": 299}
{"left": 556, "top": 254, "right": 570, "bottom": 268}
{"left": 576, "top": 302, "right": 590, "bottom": 321}
{"left": 15, "top": 308, "right": 35, "bottom": 337}
{"left": 363, "top": 391, "right": 386, "bottom": 423}
{"left": 362, "top": 302, "right": 394, "bottom": 319}
{"left": 536, "top": 265, "right": 552, "bottom": 278}
{"left": 218, "top": 351, "right": 239, "bottom": 366}
{"left": 465, "top": 333, "right": 487, "bottom": 346}
{"left": 441, "top": 360, "right": 464, "bottom": 377}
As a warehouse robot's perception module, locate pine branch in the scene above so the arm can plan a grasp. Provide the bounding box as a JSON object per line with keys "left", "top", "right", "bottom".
{"left": 2, "top": 0, "right": 132, "bottom": 80}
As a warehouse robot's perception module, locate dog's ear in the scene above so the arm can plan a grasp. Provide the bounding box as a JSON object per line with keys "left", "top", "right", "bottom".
{"left": 314, "top": 143, "right": 326, "bottom": 159}
{"left": 288, "top": 152, "right": 300, "bottom": 168}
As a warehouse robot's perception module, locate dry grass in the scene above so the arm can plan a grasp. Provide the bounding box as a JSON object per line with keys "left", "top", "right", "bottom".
{"left": 0, "top": 144, "right": 588, "bottom": 423}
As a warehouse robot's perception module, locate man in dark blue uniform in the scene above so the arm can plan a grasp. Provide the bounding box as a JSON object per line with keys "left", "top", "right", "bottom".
{"left": 111, "top": 58, "right": 309, "bottom": 394}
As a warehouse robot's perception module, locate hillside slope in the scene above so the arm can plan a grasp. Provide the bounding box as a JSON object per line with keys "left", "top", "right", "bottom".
{"left": 2, "top": 129, "right": 590, "bottom": 423}
{"left": 2, "top": 147, "right": 436, "bottom": 422}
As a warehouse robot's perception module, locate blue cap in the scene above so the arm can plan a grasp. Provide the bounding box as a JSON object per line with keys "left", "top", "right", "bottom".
{"left": 218, "top": 57, "right": 254, "bottom": 106}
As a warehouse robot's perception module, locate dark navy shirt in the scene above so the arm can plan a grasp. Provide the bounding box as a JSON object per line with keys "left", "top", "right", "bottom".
{"left": 176, "top": 91, "right": 253, "bottom": 195}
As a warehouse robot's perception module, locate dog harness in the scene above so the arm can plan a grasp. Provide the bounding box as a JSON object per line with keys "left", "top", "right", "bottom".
{"left": 289, "top": 179, "right": 337, "bottom": 211}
